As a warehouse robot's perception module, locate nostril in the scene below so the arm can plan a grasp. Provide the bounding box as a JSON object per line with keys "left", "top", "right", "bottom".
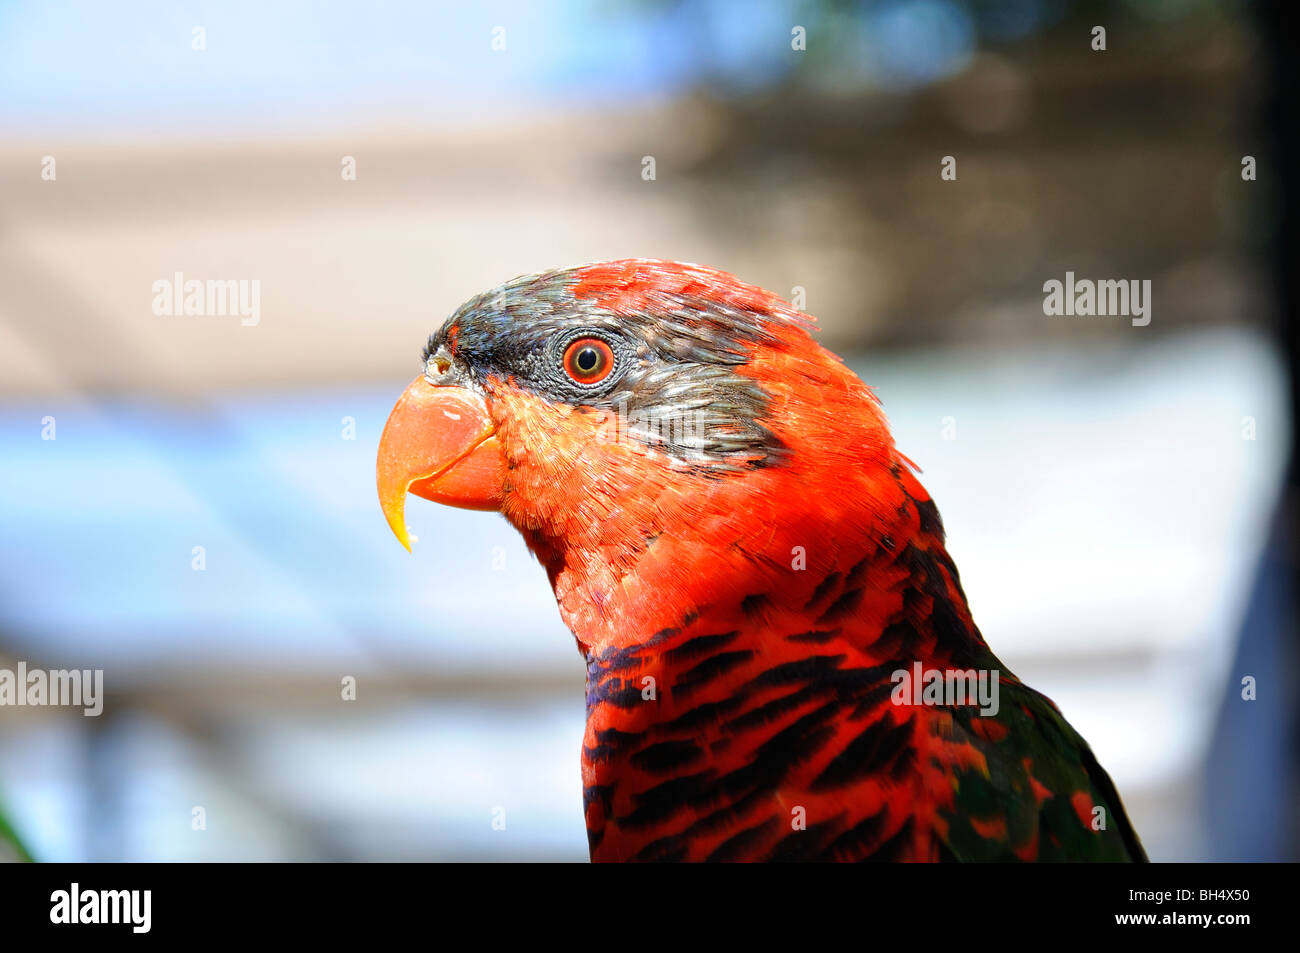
{"left": 426, "top": 352, "right": 453, "bottom": 380}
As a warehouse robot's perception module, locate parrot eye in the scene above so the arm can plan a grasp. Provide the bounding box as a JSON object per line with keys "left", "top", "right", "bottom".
{"left": 562, "top": 337, "right": 614, "bottom": 385}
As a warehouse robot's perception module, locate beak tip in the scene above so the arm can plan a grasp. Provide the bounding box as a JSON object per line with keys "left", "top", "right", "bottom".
{"left": 379, "top": 490, "right": 415, "bottom": 552}
{"left": 391, "top": 515, "right": 415, "bottom": 553}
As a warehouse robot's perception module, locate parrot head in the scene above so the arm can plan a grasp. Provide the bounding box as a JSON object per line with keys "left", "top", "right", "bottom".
{"left": 375, "top": 258, "right": 1150, "bottom": 863}
{"left": 377, "top": 259, "right": 904, "bottom": 654}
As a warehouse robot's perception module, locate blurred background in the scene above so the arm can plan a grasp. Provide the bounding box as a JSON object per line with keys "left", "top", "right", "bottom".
{"left": 0, "top": 0, "right": 1294, "bottom": 861}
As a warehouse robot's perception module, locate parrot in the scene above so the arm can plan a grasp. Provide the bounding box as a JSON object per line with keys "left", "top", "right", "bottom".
{"left": 376, "top": 259, "right": 1147, "bottom": 862}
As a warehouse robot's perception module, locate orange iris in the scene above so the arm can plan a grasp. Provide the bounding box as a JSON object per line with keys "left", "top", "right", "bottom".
{"left": 562, "top": 337, "right": 615, "bottom": 384}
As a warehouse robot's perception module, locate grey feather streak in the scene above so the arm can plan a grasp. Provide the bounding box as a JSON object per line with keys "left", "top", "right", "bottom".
{"left": 423, "top": 263, "right": 806, "bottom": 469}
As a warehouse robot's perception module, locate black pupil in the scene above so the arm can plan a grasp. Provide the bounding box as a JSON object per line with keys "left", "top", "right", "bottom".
{"left": 576, "top": 347, "right": 600, "bottom": 374}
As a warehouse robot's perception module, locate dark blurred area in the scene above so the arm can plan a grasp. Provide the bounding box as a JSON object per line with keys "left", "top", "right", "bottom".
{"left": 1204, "top": 0, "right": 1299, "bottom": 863}
{"left": 641, "top": 0, "right": 1266, "bottom": 351}
{"left": 0, "top": 0, "right": 1292, "bottom": 860}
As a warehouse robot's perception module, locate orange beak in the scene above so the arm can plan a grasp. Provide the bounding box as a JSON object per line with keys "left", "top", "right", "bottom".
{"left": 376, "top": 376, "right": 505, "bottom": 551}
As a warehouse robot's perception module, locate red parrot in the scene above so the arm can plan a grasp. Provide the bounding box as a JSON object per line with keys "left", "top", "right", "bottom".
{"left": 377, "top": 259, "right": 1147, "bottom": 862}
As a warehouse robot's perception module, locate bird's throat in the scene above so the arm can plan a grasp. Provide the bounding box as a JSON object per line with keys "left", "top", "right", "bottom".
{"left": 561, "top": 455, "right": 1004, "bottom": 861}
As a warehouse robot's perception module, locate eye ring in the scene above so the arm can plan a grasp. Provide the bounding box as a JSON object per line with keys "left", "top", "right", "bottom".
{"left": 562, "top": 337, "right": 615, "bottom": 385}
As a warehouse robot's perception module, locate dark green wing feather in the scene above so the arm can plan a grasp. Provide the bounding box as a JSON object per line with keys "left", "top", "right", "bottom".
{"left": 0, "top": 797, "right": 35, "bottom": 863}
{"left": 939, "top": 679, "right": 1147, "bottom": 862}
